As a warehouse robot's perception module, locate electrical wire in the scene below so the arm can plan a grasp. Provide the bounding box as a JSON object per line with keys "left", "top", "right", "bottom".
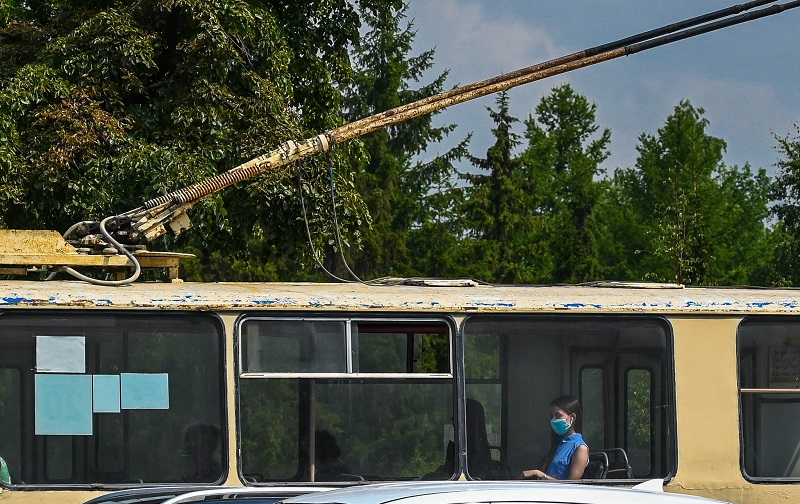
{"left": 297, "top": 172, "right": 354, "bottom": 283}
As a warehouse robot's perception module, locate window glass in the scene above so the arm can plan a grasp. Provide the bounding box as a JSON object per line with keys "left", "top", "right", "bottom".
{"left": 242, "top": 320, "right": 347, "bottom": 374}
{"left": 626, "top": 368, "right": 651, "bottom": 476}
{"left": 355, "top": 323, "right": 449, "bottom": 374}
{"left": 241, "top": 319, "right": 450, "bottom": 376}
{"left": 465, "top": 334, "right": 500, "bottom": 380}
{"left": 238, "top": 317, "right": 454, "bottom": 482}
{"left": 738, "top": 318, "right": 800, "bottom": 479}
{"left": 0, "top": 312, "right": 224, "bottom": 486}
{"left": 0, "top": 368, "right": 21, "bottom": 484}
{"left": 581, "top": 368, "right": 605, "bottom": 452}
{"left": 463, "top": 316, "right": 671, "bottom": 481}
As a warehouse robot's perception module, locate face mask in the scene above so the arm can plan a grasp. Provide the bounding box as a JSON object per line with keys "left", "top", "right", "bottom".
{"left": 550, "top": 416, "right": 572, "bottom": 436}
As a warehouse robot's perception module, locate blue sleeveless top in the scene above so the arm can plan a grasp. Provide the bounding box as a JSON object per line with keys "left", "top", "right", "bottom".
{"left": 546, "top": 433, "right": 587, "bottom": 480}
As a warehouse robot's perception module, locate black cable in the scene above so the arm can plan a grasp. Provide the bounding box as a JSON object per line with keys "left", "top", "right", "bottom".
{"left": 297, "top": 172, "right": 353, "bottom": 283}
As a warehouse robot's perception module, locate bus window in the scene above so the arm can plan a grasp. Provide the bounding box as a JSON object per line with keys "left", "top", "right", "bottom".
{"left": 738, "top": 318, "right": 800, "bottom": 480}
{"left": 238, "top": 317, "right": 454, "bottom": 482}
{"left": 0, "top": 312, "right": 224, "bottom": 486}
{"left": 463, "top": 315, "right": 672, "bottom": 480}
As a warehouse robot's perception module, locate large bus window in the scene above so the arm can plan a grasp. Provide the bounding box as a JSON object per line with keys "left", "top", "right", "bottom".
{"left": 0, "top": 312, "right": 224, "bottom": 486}
{"left": 463, "top": 315, "right": 672, "bottom": 481}
{"left": 738, "top": 318, "right": 800, "bottom": 480}
{"left": 238, "top": 317, "right": 453, "bottom": 482}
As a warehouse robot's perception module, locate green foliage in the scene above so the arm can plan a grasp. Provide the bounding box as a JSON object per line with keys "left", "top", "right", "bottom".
{"left": 771, "top": 125, "right": 800, "bottom": 285}
{"left": 454, "top": 85, "right": 610, "bottom": 284}
{"left": 458, "top": 91, "right": 526, "bottom": 283}
{"left": 608, "top": 101, "right": 776, "bottom": 285}
{"left": 341, "top": 1, "right": 464, "bottom": 279}
{"left": 521, "top": 84, "right": 610, "bottom": 283}
{"left": 0, "top": 0, "right": 371, "bottom": 280}
{"left": 0, "top": 2, "right": 783, "bottom": 285}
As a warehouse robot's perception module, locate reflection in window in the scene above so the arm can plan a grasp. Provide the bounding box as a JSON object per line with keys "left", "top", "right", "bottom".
{"left": 0, "top": 312, "right": 224, "bottom": 486}
{"left": 241, "top": 319, "right": 450, "bottom": 376}
{"left": 581, "top": 368, "right": 605, "bottom": 452}
{"left": 463, "top": 316, "right": 671, "bottom": 481}
{"left": 239, "top": 317, "right": 454, "bottom": 482}
{"left": 739, "top": 318, "right": 800, "bottom": 479}
{"left": 0, "top": 368, "right": 21, "bottom": 484}
{"left": 626, "top": 369, "right": 651, "bottom": 476}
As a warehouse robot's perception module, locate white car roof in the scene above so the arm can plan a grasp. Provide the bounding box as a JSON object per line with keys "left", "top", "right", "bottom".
{"left": 161, "top": 486, "right": 337, "bottom": 504}
{"left": 282, "top": 481, "right": 731, "bottom": 504}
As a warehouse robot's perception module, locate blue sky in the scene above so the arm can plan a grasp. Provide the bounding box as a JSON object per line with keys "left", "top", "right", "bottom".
{"left": 404, "top": 1, "right": 800, "bottom": 176}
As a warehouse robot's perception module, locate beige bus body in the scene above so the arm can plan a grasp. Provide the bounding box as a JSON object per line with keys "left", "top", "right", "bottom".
{"left": 0, "top": 280, "right": 798, "bottom": 504}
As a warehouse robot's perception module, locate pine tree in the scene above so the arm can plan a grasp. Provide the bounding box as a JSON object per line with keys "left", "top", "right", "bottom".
{"left": 458, "top": 91, "right": 525, "bottom": 283}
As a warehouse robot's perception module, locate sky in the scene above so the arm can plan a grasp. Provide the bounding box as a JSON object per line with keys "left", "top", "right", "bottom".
{"left": 402, "top": 1, "right": 800, "bottom": 177}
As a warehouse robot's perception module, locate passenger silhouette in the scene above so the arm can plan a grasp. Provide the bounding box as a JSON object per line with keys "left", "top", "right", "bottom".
{"left": 313, "top": 430, "right": 351, "bottom": 481}
{"left": 427, "top": 398, "right": 508, "bottom": 480}
{"left": 181, "top": 422, "right": 222, "bottom": 483}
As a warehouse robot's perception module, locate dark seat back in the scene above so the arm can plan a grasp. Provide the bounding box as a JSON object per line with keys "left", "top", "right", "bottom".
{"left": 602, "top": 448, "right": 633, "bottom": 479}
{"left": 582, "top": 451, "right": 609, "bottom": 479}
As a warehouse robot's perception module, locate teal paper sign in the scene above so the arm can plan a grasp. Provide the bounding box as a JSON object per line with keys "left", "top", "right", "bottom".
{"left": 93, "top": 375, "right": 121, "bottom": 413}
{"left": 35, "top": 374, "right": 93, "bottom": 435}
{"left": 120, "top": 373, "right": 169, "bottom": 409}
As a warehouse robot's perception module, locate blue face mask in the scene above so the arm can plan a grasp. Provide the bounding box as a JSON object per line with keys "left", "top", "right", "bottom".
{"left": 550, "top": 417, "right": 572, "bottom": 436}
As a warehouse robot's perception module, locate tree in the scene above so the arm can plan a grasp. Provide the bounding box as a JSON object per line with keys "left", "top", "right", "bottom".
{"left": 521, "top": 83, "right": 610, "bottom": 283}
{"left": 0, "top": 0, "right": 378, "bottom": 281}
{"left": 611, "top": 101, "right": 775, "bottom": 285}
{"left": 340, "top": 1, "right": 465, "bottom": 279}
{"left": 459, "top": 91, "right": 525, "bottom": 283}
{"left": 770, "top": 124, "right": 800, "bottom": 284}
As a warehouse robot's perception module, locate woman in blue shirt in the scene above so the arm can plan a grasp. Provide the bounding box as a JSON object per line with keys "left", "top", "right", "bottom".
{"left": 517, "top": 395, "right": 589, "bottom": 480}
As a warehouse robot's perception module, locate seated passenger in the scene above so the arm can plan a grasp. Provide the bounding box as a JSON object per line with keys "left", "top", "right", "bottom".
{"left": 314, "top": 430, "right": 351, "bottom": 481}
{"left": 517, "top": 395, "right": 588, "bottom": 480}
{"left": 427, "top": 398, "right": 508, "bottom": 480}
{"left": 181, "top": 422, "right": 222, "bottom": 483}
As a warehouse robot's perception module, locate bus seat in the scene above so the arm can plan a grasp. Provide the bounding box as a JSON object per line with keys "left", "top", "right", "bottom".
{"left": 601, "top": 448, "right": 633, "bottom": 478}
{"left": 583, "top": 451, "right": 608, "bottom": 479}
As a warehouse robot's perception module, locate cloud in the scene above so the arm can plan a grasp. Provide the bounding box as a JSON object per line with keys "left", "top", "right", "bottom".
{"left": 408, "top": 0, "right": 562, "bottom": 82}
{"left": 637, "top": 73, "right": 795, "bottom": 170}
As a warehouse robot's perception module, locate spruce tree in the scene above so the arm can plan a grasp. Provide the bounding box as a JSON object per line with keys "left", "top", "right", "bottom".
{"left": 521, "top": 84, "right": 610, "bottom": 283}
{"left": 341, "top": 1, "right": 465, "bottom": 279}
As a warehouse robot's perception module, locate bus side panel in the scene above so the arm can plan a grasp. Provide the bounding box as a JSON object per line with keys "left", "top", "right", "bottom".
{"left": 669, "top": 317, "right": 799, "bottom": 504}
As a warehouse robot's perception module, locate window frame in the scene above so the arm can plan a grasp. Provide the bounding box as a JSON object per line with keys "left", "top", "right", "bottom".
{"left": 237, "top": 316, "right": 454, "bottom": 379}
{"left": 737, "top": 315, "right": 800, "bottom": 483}
{"left": 460, "top": 313, "right": 677, "bottom": 482}
{"left": 234, "top": 312, "right": 459, "bottom": 483}
{"left": 0, "top": 309, "right": 228, "bottom": 489}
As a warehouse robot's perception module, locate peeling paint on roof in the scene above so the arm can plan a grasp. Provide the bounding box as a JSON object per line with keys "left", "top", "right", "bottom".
{"left": 1, "top": 281, "right": 800, "bottom": 314}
